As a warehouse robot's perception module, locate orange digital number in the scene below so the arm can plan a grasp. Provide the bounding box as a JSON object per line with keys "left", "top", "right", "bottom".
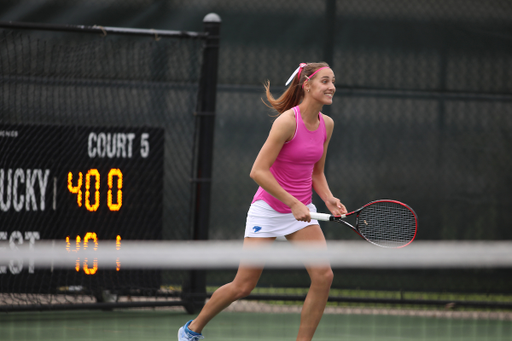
{"left": 83, "top": 232, "right": 98, "bottom": 250}
{"left": 85, "top": 169, "right": 100, "bottom": 212}
{"left": 82, "top": 232, "right": 98, "bottom": 275}
{"left": 116, "top": 235, "right": 121, "bottom": 271}
{"left": 66, "top": 234, "right": 121, "bottom": 275}
{"left": 65, "top": 235, "right": 82, "bottom": 272}
{"left": 67, "top": 172, "right": 83, "bottom": 207}
{"left": 68, "top": 169, "right": 123, "bottom": 212}
{"left": 107, "top": 169, "right": 123, "bottom": 211}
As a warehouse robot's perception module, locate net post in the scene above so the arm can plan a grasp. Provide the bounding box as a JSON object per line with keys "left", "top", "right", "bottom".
{"left": 183, "top": 13, "right": 222, "bottom": 314}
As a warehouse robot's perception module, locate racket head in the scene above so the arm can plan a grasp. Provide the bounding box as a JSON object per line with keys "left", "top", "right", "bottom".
{"left": 354, "top": 199, "right": 418, "bottom": 248}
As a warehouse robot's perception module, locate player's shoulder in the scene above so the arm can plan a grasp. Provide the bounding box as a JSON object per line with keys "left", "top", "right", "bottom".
{"left": 270, "top": 109, "right": 296, "bottom": 141}
{"left": 272, "top": 108, "right": 296, "bottom": 128}
{"left": 321, "top": 113, "right": 334, "bottom": 128}
{"left": 276, "top": 108, "right": 296, "bottom": 121}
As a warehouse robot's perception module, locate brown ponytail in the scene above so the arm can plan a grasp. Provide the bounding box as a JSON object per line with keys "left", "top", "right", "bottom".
{"left": 262, "top": 62, "right": 330, "bottom": 115}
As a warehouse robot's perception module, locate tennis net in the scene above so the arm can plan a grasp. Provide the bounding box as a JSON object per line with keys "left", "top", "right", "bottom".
{"left": 1, "top": 239, "right": 512, "bottom": 341}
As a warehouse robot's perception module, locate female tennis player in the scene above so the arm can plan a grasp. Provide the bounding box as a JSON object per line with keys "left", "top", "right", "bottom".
{"left": 178, "top": 62, "right": 347, "bottom": 341}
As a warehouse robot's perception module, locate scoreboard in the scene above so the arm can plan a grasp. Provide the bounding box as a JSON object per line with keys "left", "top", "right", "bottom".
{"left": 0, "top": 124, "right": 164, "bottom": 292}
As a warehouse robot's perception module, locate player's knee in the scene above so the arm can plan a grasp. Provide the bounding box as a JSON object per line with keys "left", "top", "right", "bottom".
{"left": 323, "top": 268, "right": 334, "bottom": 287}
{"left": 311, "top": 267, "right": 334, "bottom": 288}
{"left": 235, "top": 285, "right": 254, "bottom": 299}
{"left": 231, "top": 282, "right": 256, "bottom": 299}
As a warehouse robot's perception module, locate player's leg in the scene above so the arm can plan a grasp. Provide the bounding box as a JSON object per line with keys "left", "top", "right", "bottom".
{"left": 186, "top": 236, "right": 275, "bottom": 334}
{"left": 286, "top": 224, "right": 333, "bottom": 341}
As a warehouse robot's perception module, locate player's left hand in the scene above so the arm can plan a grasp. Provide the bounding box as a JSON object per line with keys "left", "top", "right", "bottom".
{"left": 325, "top": 197, "right": 347, "bottom": 217}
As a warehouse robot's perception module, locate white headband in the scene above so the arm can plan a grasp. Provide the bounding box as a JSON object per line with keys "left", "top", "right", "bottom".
{"left": 285, "top": 63, "right": 307, "bottom": 86}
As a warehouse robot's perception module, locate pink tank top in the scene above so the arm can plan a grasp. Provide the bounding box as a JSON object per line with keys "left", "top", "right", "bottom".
{"left": 252, "top": 106, "right": 327, "bottom": 213}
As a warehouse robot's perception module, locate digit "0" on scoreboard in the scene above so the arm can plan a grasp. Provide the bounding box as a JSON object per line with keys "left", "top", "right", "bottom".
{"left": 68, "top": 169, "right": 123, "bottom": 211}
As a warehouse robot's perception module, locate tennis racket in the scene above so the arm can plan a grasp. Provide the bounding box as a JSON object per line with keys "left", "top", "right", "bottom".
{"left": 310, "top": 199, "right": 417, "bottom": 248}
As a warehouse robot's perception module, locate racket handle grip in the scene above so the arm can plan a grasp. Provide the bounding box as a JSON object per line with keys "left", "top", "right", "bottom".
{"left": 310, "top": 212, "right": 332, "bottom": 221}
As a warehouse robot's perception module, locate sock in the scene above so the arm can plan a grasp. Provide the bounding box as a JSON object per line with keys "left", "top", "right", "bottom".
{"left": 185, "top": 320, "right": 202, "bottom": 336}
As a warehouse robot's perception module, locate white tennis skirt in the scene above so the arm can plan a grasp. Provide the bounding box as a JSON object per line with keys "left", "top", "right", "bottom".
{"left": 244, "top": 200, "right": 319, "bottom": 238}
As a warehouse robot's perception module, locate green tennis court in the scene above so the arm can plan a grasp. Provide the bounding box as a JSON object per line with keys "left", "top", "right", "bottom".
{"left": 2, "top": 308, "right": 511, "bottom": 341}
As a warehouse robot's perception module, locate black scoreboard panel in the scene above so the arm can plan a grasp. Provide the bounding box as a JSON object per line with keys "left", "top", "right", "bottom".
{"left": 0, "top": 124, "right": 164, "bottom": 293}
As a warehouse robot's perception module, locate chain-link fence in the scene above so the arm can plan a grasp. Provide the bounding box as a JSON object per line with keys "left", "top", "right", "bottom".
{"left": 1, "top": 0, "right": 512, "bottom": 298}
{"left": 208, "top": 0, "right": 512, "bottom": 242}
{"left": 0, "top": 20, "right": 210, "bottom": 309}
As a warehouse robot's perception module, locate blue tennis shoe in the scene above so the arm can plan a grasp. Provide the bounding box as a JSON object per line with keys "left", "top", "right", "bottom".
{"left": 178, "top": 320, "right": 204, "bottom": 341}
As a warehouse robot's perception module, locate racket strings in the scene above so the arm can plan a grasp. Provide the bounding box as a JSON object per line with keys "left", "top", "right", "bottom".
{"left": 357, "top": 202, "right": 417, "bottom": 248}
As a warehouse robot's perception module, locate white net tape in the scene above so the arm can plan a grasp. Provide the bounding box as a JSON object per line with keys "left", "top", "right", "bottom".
{"left": 2, "top": 240, "right": 512, "bottom": 270}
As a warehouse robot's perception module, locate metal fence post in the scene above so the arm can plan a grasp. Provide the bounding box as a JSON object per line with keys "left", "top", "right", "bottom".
{"left": 183, "top": 12, "right": 221, "bottom": 314}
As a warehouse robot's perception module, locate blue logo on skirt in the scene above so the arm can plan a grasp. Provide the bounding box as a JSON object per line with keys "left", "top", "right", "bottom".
{"left": 252, "top": 226, "right": 262, "bottom": 233}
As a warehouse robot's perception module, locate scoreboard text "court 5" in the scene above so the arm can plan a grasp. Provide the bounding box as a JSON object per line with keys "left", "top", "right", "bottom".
{"left": 87, "top": 132, "right": 150, "bottom": 159}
